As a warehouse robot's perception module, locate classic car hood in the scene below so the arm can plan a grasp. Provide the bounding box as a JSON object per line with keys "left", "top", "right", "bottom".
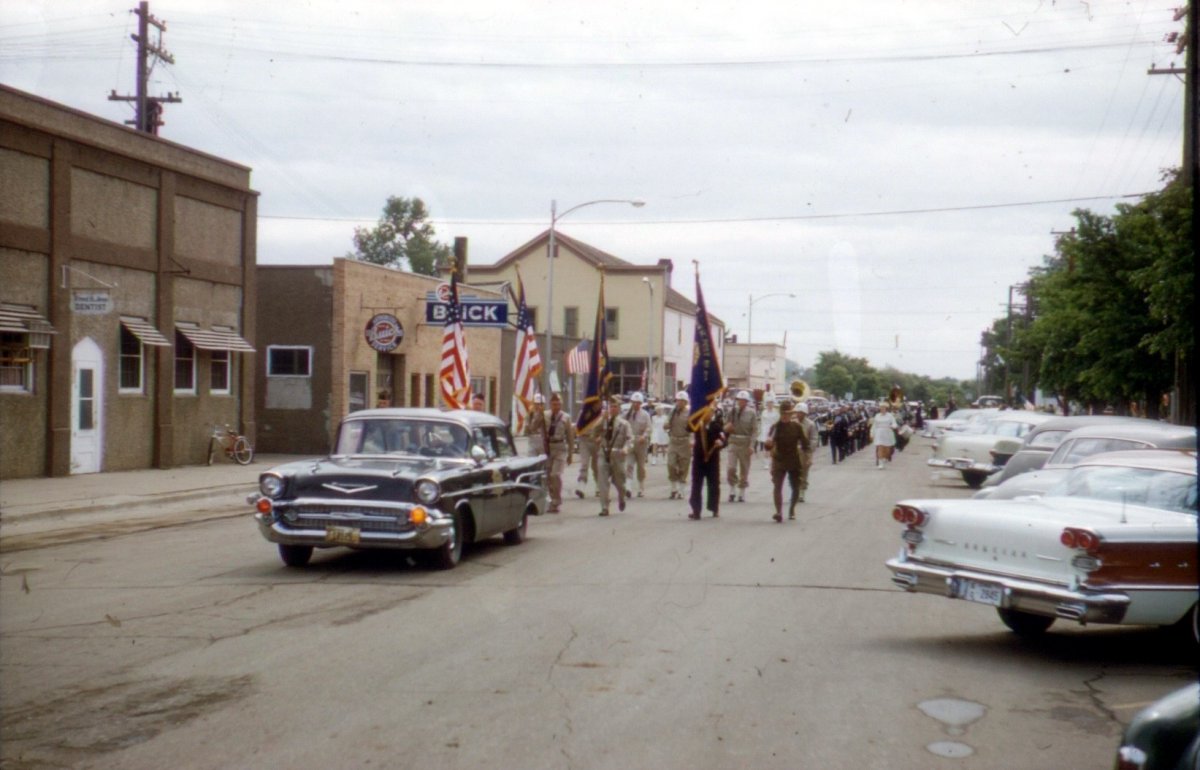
{"left": 273, "top": 455, "right": 467, "bottom": 499}
{"left": 934, "top": 433, "right": 1003, "bottom": 461}
{"left": 905, "top": 497, "right": 1198, "bottom": 584}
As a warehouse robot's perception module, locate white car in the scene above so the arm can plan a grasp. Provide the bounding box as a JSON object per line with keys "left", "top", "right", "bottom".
{"left": 886, "top": 449, "right": 1199, "bottom": 642}
{"left": 926, "top": 411, "right": 1055, "bottom": 488}
{"left": 920, "top": 408, "right": 997, "bottom": 439}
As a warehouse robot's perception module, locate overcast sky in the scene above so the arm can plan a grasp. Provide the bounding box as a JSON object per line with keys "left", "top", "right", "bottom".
{"left": 2, "top": 1, "right": 1187, "bottom": 380}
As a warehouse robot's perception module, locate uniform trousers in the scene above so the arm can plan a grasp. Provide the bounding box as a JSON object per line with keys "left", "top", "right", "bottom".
{"left": 667, "top": 438, "right": 691, "bottom": 484}
{"left": 690, "top": 452, "right": 721, "bottom": 516}
{"left": 546, "top": 444, "right": 567, "bottom": 507}
{"left": 625, "top": 438, "right": 649, "bottom": 492}
{"left": 726, "top": 437, "right": 753, "bottom": 490}
{"left": 597, "top": 450, "right": 627, "bottom": 513}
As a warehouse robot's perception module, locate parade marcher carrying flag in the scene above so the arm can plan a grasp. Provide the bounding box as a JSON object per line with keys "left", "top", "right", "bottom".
{"left": 439, "top": 268, "right": 473, "bottom": 409}
{"left": 575, "top": 271, "right": 611, "bottom": 436}
{"left": 508, "top": 269, "right": 542, "bottom": 434}
{"left": 686, "top": 262, "right": 727, "bottom": 520}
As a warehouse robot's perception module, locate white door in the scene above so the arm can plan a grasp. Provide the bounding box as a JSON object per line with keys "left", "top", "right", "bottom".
{"left": 71, "top": 337, "right": 103, "bottom": 475}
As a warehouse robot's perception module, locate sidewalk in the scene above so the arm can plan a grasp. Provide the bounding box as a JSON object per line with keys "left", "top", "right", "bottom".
{"left": 0, "top": 455, "right": 315, "bottom": 546}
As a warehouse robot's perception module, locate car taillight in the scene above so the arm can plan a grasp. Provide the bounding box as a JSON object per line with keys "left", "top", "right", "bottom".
{"left": 1060, "top": 527, "right": 1101, "bottom": 553}
{"left": 892, "top": 505, "right": 929, "bottom": 527}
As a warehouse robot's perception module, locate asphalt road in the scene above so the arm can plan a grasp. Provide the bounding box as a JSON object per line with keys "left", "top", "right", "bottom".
{"left": 1, "top": 441, "right": 1194, "bottom": 769}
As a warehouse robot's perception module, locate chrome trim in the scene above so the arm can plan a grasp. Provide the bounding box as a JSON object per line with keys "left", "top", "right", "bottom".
{"left": 925, "top": 457, "right": 1000, "bottom": 474}
{"left": 255, "top": 513, "right": 451, "bottom": 550}
{"left": 321, "top": 482, "right": 379, "bottom": 495}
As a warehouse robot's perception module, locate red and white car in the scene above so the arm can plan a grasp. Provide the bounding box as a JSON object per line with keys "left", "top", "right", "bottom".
{"left": 886, "top": 449, "right": 1198, "bottom": 641}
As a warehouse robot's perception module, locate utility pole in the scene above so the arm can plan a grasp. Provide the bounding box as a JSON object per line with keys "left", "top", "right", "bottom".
{"left": 108, "top": 1, "right": 181, "bottom": 135}
{"left": 1148, "top": 3, "right": 1195, "bottom": 426}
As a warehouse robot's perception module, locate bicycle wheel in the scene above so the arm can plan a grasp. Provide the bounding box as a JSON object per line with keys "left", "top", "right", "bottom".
{"left": 232, "top": 436, "right": 254, "bottom": 465}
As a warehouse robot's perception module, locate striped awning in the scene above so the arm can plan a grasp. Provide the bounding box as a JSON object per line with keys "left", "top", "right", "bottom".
{"left": 0, "top": 302, "right": 58, "bottom": 336}
{"left": 120, "top": 316, "right": 172, "bottom": 347}
{"left": 175, "top": 321, "right": 255, "bottom": 353}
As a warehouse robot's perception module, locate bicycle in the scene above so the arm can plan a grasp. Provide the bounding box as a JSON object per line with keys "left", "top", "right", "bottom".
{"left": 208, "top": 424, "right": 254, "bottom": 466}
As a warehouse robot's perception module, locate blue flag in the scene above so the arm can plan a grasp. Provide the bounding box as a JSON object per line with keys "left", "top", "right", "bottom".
{"left": 575, "top": 274, "right": 611, "bottom": 434}
{"left": 687, "top": 270, "right": 724, "bottom": 431}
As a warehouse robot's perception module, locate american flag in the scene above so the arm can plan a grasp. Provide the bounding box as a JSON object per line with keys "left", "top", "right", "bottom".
{"left": 565, "top": 339, "right": 590, "bottom": 375}
{"left": 510, "top": 274, "right": 542, "bottom": 434}
{"left": 439, "top": 271, "right": 472, "bottom": 409}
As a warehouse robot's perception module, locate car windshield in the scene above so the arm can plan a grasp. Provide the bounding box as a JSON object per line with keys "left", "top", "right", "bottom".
{"left": 1047, "top": 437, "right": 1148, "bottom": 466}
{"left": 1046, "top": 465, "right": 1197, "bottom": 514}
{"left": 334, "top": 418, "right": 471, "bottom": 458}
{"left": 984, "top": 420, "right": 1033, "bottom": 438}
{"left": 1027, "top": 429, "right": 1069, "bottom": 449}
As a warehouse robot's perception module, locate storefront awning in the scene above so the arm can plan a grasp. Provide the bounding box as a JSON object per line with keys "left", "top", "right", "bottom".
{"left": 120, "top": 316, "right": 172, "bottom": 347}
{"left": 176, "top": 321, "right": 255, "bottom": 353}
{"left": 0, "top": 302, "right": 58, "bottom": 336}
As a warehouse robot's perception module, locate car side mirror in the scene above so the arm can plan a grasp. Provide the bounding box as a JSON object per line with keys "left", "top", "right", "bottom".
{"left": 470, "top": 445, "right": 488, "bottom": 465}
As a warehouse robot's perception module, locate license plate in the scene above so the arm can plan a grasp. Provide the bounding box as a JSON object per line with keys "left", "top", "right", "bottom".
{"left": 959, "top": 579, "right": 1003, "bottom": 606}
{"left": 952, "top": 459, "right": 973, "bottom": 470}
{"left": 325, "top": 525, "right": 361, "bottom": 545}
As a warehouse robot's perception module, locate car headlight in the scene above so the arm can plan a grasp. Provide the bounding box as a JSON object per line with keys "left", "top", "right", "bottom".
{"left": 415, "top": 479, "right": 441, "bottom": 505}
{"left": 259, "top": 473, "right": 286, "bottom": 499}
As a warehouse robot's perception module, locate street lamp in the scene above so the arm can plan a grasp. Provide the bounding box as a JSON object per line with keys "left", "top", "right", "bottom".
{"left": 746, "top": 292, "right": 795, "bottom": 391}
{"left": 642, "top": 277, "right": 654, "bottom": 396}
{"left": 546, "top": 198, "right": 645, "bottom": 394}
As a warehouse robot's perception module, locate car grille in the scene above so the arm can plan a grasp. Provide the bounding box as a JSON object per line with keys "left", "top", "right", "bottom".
{"left": 284, "top": 502, "right": 412, "bottom": 533}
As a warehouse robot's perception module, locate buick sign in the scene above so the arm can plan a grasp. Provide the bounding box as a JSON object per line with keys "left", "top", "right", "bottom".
{"left": 365, "top": 313, "right": 404, "bottom": 352}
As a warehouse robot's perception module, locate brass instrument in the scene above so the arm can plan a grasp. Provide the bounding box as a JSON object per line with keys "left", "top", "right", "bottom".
{"left": 790, "top": 380, "right": 810, "bottom": 401}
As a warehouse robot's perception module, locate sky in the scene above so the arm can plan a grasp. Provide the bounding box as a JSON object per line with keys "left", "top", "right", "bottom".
{"left": 1, "top": 1, "right": 1187, "bottom": 381}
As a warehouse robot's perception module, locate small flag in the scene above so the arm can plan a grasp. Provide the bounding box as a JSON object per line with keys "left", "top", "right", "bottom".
{"left": 510, "top": 272, "right": 542, "bottom": 434}
{"left": 439, "top": 270, "right": 472, "bottom": 409}
{"left": 566, "top": 339, "right": 590, "bottom": 375}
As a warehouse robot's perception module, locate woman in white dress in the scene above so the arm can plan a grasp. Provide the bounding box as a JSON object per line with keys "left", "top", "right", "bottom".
{"left": 871, "top": 403, "right": 897, "bottom": 468}
{"left": 650, "top": 405, "right": 669, "bottom": 465}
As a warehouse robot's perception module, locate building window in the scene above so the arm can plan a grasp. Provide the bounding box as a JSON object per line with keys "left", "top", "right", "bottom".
{"left": 349, "top": 371, "right": 369, "bottom": 412}
{"left": 210, "top": 349, "right": 231, "bottom": 394}
{"left": 424, "top": 373, "right": 435, "bottom": 407}
{"left": 664, "top": 362, "right": 677, "bottom": 393}
{"left": 563, "top": 306, "right": 578, "bottom": 338}
{"left": 605, "top": 307, "right": 619, "bottom": 340}
{"left": 410, "top": 373, "right": 421, "bottom": 407}
{"left": 119, "top": 325, "right": 143, "bottom": 393}
{"left": 268, "top": 346, "right": 312, "bottom": 377}
{"left": 0, "top": 332, "right": 33, "bottom": 392}
{"left": 174, "top": 330, "right": 195, "bottom": 393}
{"left": 470, "top": 376, "right": 485, "bottom": 405}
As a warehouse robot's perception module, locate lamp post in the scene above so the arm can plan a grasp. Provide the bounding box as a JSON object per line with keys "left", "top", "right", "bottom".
{"left": 746, "top": 292, "right": 795, "bottom": 392}
{"left": 546, "top": 198, "right": 645, "bottom": 394}
{"left": 642, "top": 277, "right": 654, "bottom": 397}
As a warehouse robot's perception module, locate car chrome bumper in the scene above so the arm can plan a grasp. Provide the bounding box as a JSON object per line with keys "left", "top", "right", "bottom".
{"left": 255, "top": 512, "right": 451, "bottom": 550}
{"left": 925, "top": 457, "right": 999, "bottom": 475}
{"left": 885, "top": 554, "right": 1131, "bottom": 625}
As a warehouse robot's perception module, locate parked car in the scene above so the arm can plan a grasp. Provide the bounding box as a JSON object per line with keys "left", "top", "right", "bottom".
{"left": 974, "top": 421, "right": 1196, "bottom": 500}
{"left": 926, "top": 410, "right": 1055, "bottom": 488}
{"left": 1113, "top": 682, "right": 1200, "bottom": 770}
{"left": 250, "top": 408, "right": 547, "bottom": 569}
{"left": 885, "top": 449, "right": 1198, "bottom": 643}
{"left": 920, "top": 408, "right": 997, "bottom": 439}
{"left": 979, "top": 415, "right": 1147, "bottom": 489}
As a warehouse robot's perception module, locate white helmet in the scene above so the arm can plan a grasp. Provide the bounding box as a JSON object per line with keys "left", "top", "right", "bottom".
{"left": 675, "top": 390, "right": 689, "bottom": 401}
{"left": 736, "top": 390, "right": 751, "bottom": 401}
{"left": 797, "top": 402, "right": 809, "bottom": 414}
{"left": 630, "top": 392, "right": 645, "bottom": 403}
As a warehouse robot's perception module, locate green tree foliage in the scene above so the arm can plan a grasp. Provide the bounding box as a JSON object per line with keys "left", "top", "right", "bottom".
{"left": 349, "top": 196, "right": 451, "bottom": 276}
{"left": 983, "top": 170, "right": 1190, "bottom": 417}
{"left": 810, "top": 351, "right": 969, "bottom": 405}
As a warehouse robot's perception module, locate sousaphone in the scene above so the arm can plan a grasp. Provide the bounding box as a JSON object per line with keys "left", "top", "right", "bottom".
{"left": 790, "top": 380, "right": 810, "bottom": 401}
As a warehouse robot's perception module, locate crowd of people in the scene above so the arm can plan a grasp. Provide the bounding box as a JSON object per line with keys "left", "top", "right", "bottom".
{"left": 522, "top": 387, "right": 923, "bottom": 522}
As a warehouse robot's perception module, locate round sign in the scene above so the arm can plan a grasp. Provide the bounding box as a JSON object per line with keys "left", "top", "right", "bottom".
{"left": 435, "top": 282, "right": 452, "bottom": 303}
{"left": 365, "top": 313, "right": 404, "bottom": 352}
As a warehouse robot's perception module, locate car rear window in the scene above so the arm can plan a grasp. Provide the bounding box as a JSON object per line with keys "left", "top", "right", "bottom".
{"left": 1027, "top": 429, "right": 1068, "bottom": 449}
{"left": 1049, "top": 465, "right": 1198, "bottom": 514}
{"left": 1048, "top": 437, "right": 1148, "bottom": 466}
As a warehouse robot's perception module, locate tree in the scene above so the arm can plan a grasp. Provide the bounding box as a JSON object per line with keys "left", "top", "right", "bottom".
{"left": 349, "top": 196, "right": 451, "bottom": 276}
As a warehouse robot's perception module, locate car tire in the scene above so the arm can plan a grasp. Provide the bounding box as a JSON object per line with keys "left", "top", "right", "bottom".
{"left": 428, "top": 510, "right": 464, "bottom": 570}
{"left": 1170, "top": 602, "right": 1199, "bottom": 646}
{"left": 503, "top": 510, "right": 529, "bottom": 545}
{"left": 961, "top": 471, "right": 987, "bottom": 489}
{"left": 278, "top": 544, "right": 313, "bottom": 568}
{"left": 997, "top": 607, "right": 1055, "bottom": 636}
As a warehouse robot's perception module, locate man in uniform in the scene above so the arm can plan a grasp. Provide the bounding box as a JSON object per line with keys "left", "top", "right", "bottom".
{"left": 724, "top": 390, "right": 759, "bottom": 502}
{"left": 574, "top": 422, "right": 600, "bottom": 500}
{"left": 688, "top": 406, "right": 727, "bottom": 519}
{"left": 524, "top": 393, "right": 547, "bottom": 443}
{"left": 666, "top": 391, "right": 692, "bottom": 500}
{"left": 764, "top": 399, "right": 804, "bottom": 522}
{"left": 624, "top": 392, "right": 652, "bottom": 497}
{"left": 597, "top": 396, "right": 631, "bottom": 516}
{"left": 795, "top": 401, "right": 819, "bottom": 503}
{"left": 542, "top": 393, "right": 575, "bottom": 513}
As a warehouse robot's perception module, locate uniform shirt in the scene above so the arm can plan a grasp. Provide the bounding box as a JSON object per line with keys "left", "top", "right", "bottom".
{"left": 602, "top": 415, "right": 632, "bottom": 457}
{"left": 626, "top": 406, "right": 652, "bottom": 442}
{"left": 525, "top": 409, "right": 546, "bottom": 439}
{"left": 769, "top": 420, "right": 805, "bottom": 464}
{"left": 726, "top": 403, "right": 759, "bottom": 442}
{"left": 546, "top": 409, "right": 575, "bottom": 453}
{"left": 797, "top": 416, "right": 818, "bottom": 454}
{"left": 667, "top": 406, "right": 692, "bottom": 441}
{"left": 692, "top": 415, "right": 727, "bottom": 461}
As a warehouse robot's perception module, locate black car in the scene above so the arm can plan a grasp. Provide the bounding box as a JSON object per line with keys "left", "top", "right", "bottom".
{"left": 250, "top": 408, "right": 546, "bottom": 569}
{"left": 1114, "top": 682, "right": 1200, "bottom": 770}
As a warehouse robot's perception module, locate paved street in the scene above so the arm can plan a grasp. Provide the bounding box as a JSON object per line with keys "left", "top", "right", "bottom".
{"left": 1, "top": 442, "right": 1194, "bottom": 769}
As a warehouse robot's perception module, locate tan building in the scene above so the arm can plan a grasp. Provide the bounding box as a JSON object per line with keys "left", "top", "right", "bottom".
{"left": 255, "top": 259, "right": 504, "bottom": 454}
{"left": 462, "top": 230, "right": 725, "bottom": 406}
{"left": 724, "top": 341, "right": 789, "bottom": 398}
{"left": 0, "top": 85, "right": 257, "bottom": 478}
